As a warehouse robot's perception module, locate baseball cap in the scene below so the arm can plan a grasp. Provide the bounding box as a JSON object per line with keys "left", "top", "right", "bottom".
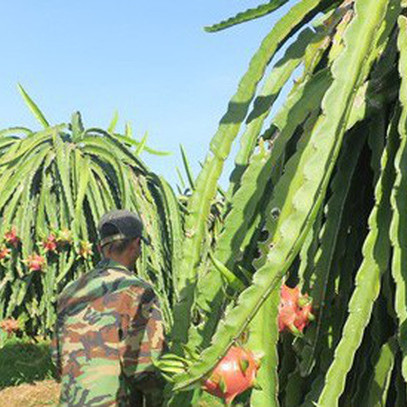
{"left": 98, "top": 209, "right": 150, "bottom": 248}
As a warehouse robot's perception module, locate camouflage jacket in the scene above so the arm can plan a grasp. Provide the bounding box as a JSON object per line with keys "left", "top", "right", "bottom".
{"left": 51, "top": 258, "right": 166, "bottom": 407}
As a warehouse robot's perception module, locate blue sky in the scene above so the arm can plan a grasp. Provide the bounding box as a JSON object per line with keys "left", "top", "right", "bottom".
{"left": 0, "top": 1, "right": 293, "bottom": 188}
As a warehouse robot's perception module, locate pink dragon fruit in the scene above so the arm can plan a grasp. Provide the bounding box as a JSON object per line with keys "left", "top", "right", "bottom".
{"left": 202, "top": 346, "right": 261, "bottom": 406}
{"left": 24, "top": 253, "right": 47, "bottom": 272}
{"left": 0, "top": 245, "right": 11, "bottom": 261}
{"left": 4, "top": 227, "right": 20, "bottom": 248}
{"left": 41, "top": 233, "right": 58, "bottom": 253}
{"left": 0, "top": 318, "right": 20, "bottom": 336}
{"left": 279, "top": 284, "right": 314, "bottom": 335}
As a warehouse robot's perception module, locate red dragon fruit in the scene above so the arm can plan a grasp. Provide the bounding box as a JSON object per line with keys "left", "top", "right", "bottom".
{"left": 4, "top": 226, "right": 20, "bottom": 248}
{"left": 0, "top": 245, "right": 11, "bottom": 262}
{"left": 24, "top": 253, "right": 47, "bottom": 272}
{"left": 41, "top": 233, "right": 58, "bottom": 253}
{"left": 0, "top": 318, "right": 20, "bottom": 336}
{"left": 278, "top": 284, "right": 314, "bottom": 335}
{"left": 295, "top": 295, "right": 314, "bottom": 331}
{"left": 202, "top": 346, "right": 261, "bottom": 406}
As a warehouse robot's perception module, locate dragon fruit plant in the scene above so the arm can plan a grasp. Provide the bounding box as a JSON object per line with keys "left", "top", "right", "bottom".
{"left": 0, "top": 88, "right": 172, "bottom": 339}
{"left": 162, "top": 2, "right": 407, "bottom": 406}
{"left": 278, "top": 284, "right": 314, "bottom": 335}
{"left": 0, "top": 0, "right": 406, "bottom": 405}
{"left": 202, "top": 346, "right": 261, "bottom": 406}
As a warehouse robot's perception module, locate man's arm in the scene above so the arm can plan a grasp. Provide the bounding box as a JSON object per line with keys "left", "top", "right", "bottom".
{"left": 50, "top": 311, "right": 63, "bottom": 381}
{"left": 122, "top": 287, "right": 166, "bottom": 391}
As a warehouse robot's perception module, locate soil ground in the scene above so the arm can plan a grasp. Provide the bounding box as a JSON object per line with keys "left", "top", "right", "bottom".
{"left": 0, "top": 381, "right": 223, "bottom": 407}
{"left": 0, "top": 380, "right": 60, "bottom": 407}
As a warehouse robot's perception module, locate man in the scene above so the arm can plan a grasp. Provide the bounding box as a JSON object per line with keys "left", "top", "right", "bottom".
{"left": 51, "top": 209, "right": 166, "bottom": 406}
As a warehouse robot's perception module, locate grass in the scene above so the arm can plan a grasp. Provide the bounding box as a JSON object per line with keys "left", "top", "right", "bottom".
{"left": 0, "top": 336, "right": 56, "bottom": 388}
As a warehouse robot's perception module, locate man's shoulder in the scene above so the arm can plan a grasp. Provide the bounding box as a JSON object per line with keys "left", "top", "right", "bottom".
{"left": 57, "top": 260, "right": 154, "bottom": 307}
{"left": 99, "top": 259, "right": 154, "bottom": 291}
{"left": 103, "top": 265, "right": 153, "bottom": 294}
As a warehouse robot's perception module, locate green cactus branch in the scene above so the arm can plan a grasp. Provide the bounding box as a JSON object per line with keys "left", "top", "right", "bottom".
{"left": 204, "top": 0, "right": 290, "bottom": 33}
{"left": 171, "top": 0, "right": 328, "bottom": 347}
{"left": 389, "top": 14, "right": 407, "bottom": 383}
{"left": 317, "top": 106, "right": 398, "bottom": 406}
{"left": 172, "top": 0, "right": 390, "bottom": 391}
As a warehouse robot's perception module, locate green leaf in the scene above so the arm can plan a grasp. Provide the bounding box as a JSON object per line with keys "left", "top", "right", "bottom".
{"left": 17, "top": 84, "right": 50, "bottom": 128}
{"left": 194, "top": 144, "right": 271, "bottom": 344}
{"left": 389, "top": 14, "right": 407, "bottom": 383}
{"left": 84, "top": 128, "right": 148, "bottom": 172}
{"left": 0, "top": 125, "right": 64, "bottom": 167}
{"left": 73, "top": 150, "right": 91, "bottom": 237}
{"left": 88, "top": 162, "right": 117, "bottom": 210}
{"left": 71, "top": 111, "right": 84, "bottom": 141}
{"left": 248, "top": 284, "right": 281, "bottom": 407}
{"left": 317, "top": 106, "right": 398, "bottom": 406}
{"left": 208, "top": 252, "right": 246, "bottom": 292}
{"left": 19, "top": 178, "right": 36, "bottom": 259}
{"left": 53, "top": 132, "right": 75, "bottom": 217}
{"left": 155, "top": 176, "right": 184, "bottom": 301}
{"left": 299, "top": 124, "right": 366, "bottom": 376}
{"left": 0, "top": 145, "right": 49, "bottom": 210}
{"left": 180, "top": 145, "right": 195, "bottom": 190}
{"left": 205, "top": 0, "right": 290, "bottom": 33}
{"left": 228, "top": 27, "right": 316, "bottom": 194}
{"left": 364, "top": 338, "right": 397, "bottom": 406}
{"left": 113, "top": 127, "right": 171, "bottom": 156}
{"left": 135, "top": 131, "right": 148, "bottom": 156}
{"left": 108, "top": 110, "right": 119, "bottom": 133}
{"left": 0, "top": 127, "right": 32, "bottom": 137}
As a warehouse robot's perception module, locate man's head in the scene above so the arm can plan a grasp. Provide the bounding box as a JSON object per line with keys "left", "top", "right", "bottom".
{"left": 98, "top": 209, "right": 149, "bottom": 268}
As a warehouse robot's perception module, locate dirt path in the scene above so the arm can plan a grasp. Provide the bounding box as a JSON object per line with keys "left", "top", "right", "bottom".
{"left": 0, "top": 380, "right": 60, "bottom": 407}
{"left": 0, "top": 381, "right": 223, "bottom": 406}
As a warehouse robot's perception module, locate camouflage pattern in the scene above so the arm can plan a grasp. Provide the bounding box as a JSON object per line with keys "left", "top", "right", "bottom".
{"left": 51, "top": 258, "right": 166, "bottom": 406}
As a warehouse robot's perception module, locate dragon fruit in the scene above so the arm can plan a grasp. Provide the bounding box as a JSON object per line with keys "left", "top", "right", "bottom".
{"left": 278, "top": 284, "right": 314, "bottom": 335}
{"left": 41, "top": 233, "right": 58, "bottom": 253}
{"left": 4, "top": 226, "right": 20, "bottom": 248}
{"left": 202, "top": 346, "right": 260, "bottom": 406}
{"left": 24, "top": 253, "right": 47, "bottom": 272}
{"left": 0, "top": 245, "right": 11, "bottom": 261}
{"left": 0, "top": 318, "right": 20, "bottom": 336}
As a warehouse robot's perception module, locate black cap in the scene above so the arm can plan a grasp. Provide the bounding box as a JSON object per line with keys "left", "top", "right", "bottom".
{"left": 98, "top": 209, "right": 150, "bottom": 248}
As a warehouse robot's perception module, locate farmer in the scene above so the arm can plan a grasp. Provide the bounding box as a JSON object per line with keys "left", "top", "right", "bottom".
{"left": 51, "top": 209, "right": 166, "bottom": 406}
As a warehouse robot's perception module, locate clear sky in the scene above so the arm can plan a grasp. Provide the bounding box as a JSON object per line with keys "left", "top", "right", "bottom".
{"left": 0, "top": 1, "right": 294, "bottom": 188}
